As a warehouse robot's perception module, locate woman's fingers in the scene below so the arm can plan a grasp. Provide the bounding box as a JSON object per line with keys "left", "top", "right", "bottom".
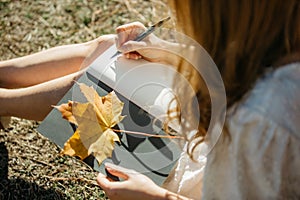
{"left": 115, "top": 22, "right": 146, "bottom": 34}
{"left": 105, "top": 163, "right": 137, "bottom": 180}
{"left": 115, "top": 21, "right": 170, "bottom": 63}
{"left": 115, "top": 22, "right": 146, "bottom": 48}
{"left": 124, "top": 52, "right": 142, "bottom": 60}
{"left": 118, "top": 40, "right": 147, "bottom": 54}
{"left": 96, "top": 172, "right": 112, "bottom": 190}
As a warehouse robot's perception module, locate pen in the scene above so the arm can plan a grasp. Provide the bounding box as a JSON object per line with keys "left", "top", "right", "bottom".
{"left": 111, "top": 16, "right": 171, "bottom": 58}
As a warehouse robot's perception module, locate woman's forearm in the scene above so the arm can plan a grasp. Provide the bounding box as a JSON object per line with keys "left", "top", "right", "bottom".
{"left": 0, "top": 43, "right": 88, "bottom": 88}
{"left": 0, "top": 71, "right": 82, "bottom": 121}
{"left": 0, "top": 34, "right": 115, "bottom": 89}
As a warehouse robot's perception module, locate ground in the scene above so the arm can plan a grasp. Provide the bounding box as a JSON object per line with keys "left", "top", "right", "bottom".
{"left": 0, "top": 1, "right": 169, "bottom": 199}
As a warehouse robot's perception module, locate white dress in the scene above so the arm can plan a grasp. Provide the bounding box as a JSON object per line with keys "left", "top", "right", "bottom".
{"left": 163, "top": 63, "right": 300, "bottom": 199}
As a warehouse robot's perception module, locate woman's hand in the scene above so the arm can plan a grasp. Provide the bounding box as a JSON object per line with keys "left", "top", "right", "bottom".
{"left": 115, "top": 22, "right": 179, "bottom": 65}
{"left": 97, "top": 163, "right": 167, "bottom": 200}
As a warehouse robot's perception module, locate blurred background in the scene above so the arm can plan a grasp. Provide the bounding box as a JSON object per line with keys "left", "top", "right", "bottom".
{"left": 0, "top": 0, "right": 169, "bottom": 199}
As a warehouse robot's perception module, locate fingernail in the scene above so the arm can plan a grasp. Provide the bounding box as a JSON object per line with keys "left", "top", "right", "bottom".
{"left": 105, "top": 167, "right": 112, "bottom": 171}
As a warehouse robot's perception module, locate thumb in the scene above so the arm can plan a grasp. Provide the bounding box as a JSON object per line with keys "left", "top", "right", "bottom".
{"left": 105, "top": 163, "right": 137, "bottom": 180}
{"left": 97, "top": 172, "right": 112, "bottom": 190}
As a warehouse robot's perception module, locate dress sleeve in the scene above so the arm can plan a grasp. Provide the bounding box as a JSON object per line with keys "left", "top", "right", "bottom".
{"left": 162, "top": 142, "right": 207, "bottom": 199}
{"left": 202, "top": 106, "right": 300, "bottom": 199}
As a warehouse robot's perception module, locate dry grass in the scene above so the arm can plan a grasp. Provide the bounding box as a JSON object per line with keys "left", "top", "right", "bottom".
{"left": 0, "top": 0, "right": 170, "bottom": 60}
{"left": 0, "top": 0, "right": 169, "bottom": 199}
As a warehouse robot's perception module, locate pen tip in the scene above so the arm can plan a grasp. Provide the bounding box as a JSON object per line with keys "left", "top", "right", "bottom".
{"left": 155, "top": 16, "right": 171, "bottom": 27}
{"left": 161, "top": 16, "right": 171, "bottom": 24}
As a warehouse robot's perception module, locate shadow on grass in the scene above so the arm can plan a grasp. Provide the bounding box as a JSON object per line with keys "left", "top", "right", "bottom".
{"left": 0, "top": 142, "right": 64, "bottom": 200}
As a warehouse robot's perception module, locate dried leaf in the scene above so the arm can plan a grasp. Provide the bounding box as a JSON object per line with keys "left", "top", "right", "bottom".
{"left": 78, "top": 83, "right": 125, "bottom": 127}
{"left": 89, "top": 129, "right": 120, "bottom": 164}
{"left": 53, "top": 101, "right": 77, "bottom": 125}
{"left": 63, "top": 130, "right": 88, "bottom": 160}
{"left": 55, "top": 83, "right": 125, "bottom": 165}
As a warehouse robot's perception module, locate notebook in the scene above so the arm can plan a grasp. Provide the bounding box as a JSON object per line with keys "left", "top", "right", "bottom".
{"left": 37, "top": 45, "right": 182, "bottom": 185}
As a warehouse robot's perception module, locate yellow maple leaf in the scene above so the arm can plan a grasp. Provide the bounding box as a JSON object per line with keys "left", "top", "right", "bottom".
{"left": 62, "top": 130, "right": 88, "bottom": 160}
{"left": 53, "top": 101, "right": 77, "bottom": 125}
{"left": 55, "top": 83, "right": 125, "bottom": 165}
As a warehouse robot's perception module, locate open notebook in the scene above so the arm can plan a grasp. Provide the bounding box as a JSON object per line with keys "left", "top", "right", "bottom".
{"left": 37, "top": 45, "right": 182, "bottom": 185}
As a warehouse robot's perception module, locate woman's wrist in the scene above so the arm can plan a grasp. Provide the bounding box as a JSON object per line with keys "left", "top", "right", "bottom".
{"left": 149, "top": 186, "right": 168, "bottom": 200}
{"left": 150, "top": 186, "right": 192, "bottom": 200}
{"left": 81, "top": 34, "right": 116, "bottom": 68}
{"left": 155, "top": 39, "right": 183, "bottom": 67}
{"left": 84, "top": 34, "right": 115, "bottom": 55}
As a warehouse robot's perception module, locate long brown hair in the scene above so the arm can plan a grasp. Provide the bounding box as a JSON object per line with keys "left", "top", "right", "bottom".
{"left": 168, "top": 0, "right": 300, "bottom": 157}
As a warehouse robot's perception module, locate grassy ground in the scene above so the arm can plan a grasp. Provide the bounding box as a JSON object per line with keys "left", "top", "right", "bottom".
{"left": 0, "top": 0, "right": 169, "bottom": 199}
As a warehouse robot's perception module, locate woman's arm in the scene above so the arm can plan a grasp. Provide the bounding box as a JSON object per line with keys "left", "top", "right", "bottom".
{"left": 0, "top": 71, "right": 81, "bottom": 121}
{"left": 97, "top": 163, "right": 192, "bottom": 200}
{"left": 0, "top": 34, "right": 115, "bottom": 89}
{"left": 0, "top": 34, "right": 115, "bottom": 120}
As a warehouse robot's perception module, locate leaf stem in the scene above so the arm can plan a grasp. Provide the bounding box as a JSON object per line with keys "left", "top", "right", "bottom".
{"left": 112, "top": 129, "right": 183, "bottom": 139}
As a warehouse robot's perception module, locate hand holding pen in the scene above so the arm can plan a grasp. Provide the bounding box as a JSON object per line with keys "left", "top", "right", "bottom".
{"left": 113, "top": 17, "right": 171, "bottom": 59}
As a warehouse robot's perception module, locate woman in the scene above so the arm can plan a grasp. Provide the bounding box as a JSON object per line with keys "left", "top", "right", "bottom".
{"left": 97, "top": 0, "right": 300, "bottom": 199}
{"left": 0, "top": 34, "right": 115, "bottom": 127}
